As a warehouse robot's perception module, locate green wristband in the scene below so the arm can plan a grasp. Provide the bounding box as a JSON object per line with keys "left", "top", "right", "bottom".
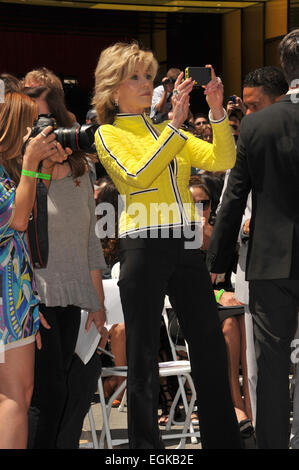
{"left": 215, "top": 289, "right": 225, "bottom": 303}
{"left": 37, "top": 172, "right": 51, "bottom": 181}
{"left": 21, "top": 169, "right": 51, "bottom": 181}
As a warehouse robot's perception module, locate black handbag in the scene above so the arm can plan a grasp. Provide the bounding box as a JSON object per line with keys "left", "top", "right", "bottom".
{"left": 26, "top": 178, "right": 49, "bottom": 269}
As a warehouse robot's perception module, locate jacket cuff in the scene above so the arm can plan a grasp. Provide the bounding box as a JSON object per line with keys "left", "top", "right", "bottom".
{"left": 208, "top": 109, "right": 227, "bottom": 124}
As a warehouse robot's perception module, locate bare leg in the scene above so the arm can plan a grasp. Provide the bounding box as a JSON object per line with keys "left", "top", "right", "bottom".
{"left": 109, "top": 322, "right": 127, "bottom": 402}
{"left": 0, "top": 341, "right": 35, "bottom": 448}
{"left": 222, "top": 317, "right": 248, "bottom": 423}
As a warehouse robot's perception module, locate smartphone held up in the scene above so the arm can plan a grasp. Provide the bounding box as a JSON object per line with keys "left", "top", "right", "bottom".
{"left": 185, "top": 67, "right": 212, "bottom": 87}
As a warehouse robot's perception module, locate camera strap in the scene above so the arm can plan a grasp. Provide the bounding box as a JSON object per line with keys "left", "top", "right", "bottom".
{"left": 26, "top": 174, "right": 49, "bottom": 269}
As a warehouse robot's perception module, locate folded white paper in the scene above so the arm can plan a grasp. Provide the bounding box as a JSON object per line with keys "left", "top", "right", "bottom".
{"left": 75, "top": 310, "right": 100, "bottom": 365}
{"left": 75, "top": 280, "right": 124, "bottom": 365}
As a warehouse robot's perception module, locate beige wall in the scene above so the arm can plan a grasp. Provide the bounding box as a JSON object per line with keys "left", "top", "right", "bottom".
{"left": 265, "top": 0, "right": 288, "bottom": 39}
{"left": 222, "top": 10, "right": 242, "bottom": 101}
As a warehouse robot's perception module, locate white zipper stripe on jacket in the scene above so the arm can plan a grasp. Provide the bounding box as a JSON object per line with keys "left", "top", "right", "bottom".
{"left": 143, "top": 116, "right": 189, "bottom": 226}
{"left": 130, "top": 188, "right": 158, "bottom": 196}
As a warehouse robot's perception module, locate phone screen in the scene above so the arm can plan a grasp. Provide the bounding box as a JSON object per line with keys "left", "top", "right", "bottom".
{"left": 185, "top": 67, "right": 211, "bottom": 86}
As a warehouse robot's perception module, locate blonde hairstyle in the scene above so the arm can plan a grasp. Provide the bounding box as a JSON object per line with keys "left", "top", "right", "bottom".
{"left": 24, "top": 67, "right": 64, "bottom": 96}
{"left": 0, "top": 92, "right": 38, "bottom": 182}
{"left": 92, "top": 42, "right": 159, "bottom": 125}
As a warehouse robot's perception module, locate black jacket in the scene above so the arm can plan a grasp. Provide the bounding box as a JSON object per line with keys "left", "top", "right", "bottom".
{"left": 207, "top": 94, "right": 299, "bottom": 280}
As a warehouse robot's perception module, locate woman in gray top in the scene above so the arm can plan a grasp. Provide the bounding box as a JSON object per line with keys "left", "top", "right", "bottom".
{"left": 25, "top": 86, "right": 106, "bottom": 449}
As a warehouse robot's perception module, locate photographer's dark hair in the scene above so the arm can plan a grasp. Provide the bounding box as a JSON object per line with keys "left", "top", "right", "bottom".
{"left": 243, "top": 66, "right": 288, "bottom": 100}
{"left": 189, "top": 173, "right": 223, "bottom": 225}
{"left": 24, "top": 86, "right": 89, "bottom": 178}
{"left": 279, "top": 29, "right": 299, "bottom": 85}
{"left": 25, "top": 86, "right": 73, "bottom": 128}
{"left": 95, "top": 176, "right": 120, "bottom": 268}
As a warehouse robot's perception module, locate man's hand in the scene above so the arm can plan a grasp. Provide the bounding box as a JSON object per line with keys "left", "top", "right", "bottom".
{"left": 227, "top": 95, "right": 246, "bottom": 116}
{"left": 243, "top": 218, "right": 251, "bottom": 236}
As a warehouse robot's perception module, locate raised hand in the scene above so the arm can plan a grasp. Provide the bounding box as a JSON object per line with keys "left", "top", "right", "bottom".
{"left": 202, "top": 65, "right": 225, "bottom": 120}
{"left": 23, "top": 126, "right": 71, "bottom": 169}
{"left": 170, "top": 72, "right": 195, "bottom": 129}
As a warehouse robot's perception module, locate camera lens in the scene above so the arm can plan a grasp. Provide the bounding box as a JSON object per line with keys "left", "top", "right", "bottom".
{"left": 54, "top": 124, "right": 97, "bottom": 153}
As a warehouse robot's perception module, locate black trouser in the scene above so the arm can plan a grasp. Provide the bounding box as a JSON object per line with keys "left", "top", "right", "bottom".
{"left": 28, "top": 304, "right": 81, "bottom": 449}
{"left": 118, "top": 236, "right": 242, "bottom": 449}
{"left": 56, "top": 351, "right": 102, "bottom": 449}
{"left": 249, "top": 279, "right": 299, "bottom": 449}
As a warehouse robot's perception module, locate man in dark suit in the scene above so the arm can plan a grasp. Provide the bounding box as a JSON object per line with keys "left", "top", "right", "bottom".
{"left": 207, "top": 30, "right": 299, "bottom": 449}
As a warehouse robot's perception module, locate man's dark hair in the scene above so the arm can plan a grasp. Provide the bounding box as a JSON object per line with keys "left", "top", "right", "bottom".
{"left": 279, "top": 29, "right": 299, "bottom": 85}
{"left": 243, "top": 66, "right": 288, "bottom": 99}
{"left": 194, "top": 113, "right": 208, "bottom": 120}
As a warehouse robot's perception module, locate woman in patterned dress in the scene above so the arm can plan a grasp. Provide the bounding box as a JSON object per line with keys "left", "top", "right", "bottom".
{"left": 0, "top": 91, "right": 70, "bottom": 448}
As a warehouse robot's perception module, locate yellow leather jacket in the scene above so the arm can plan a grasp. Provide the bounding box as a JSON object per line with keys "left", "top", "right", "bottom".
{"left": 95, "top": 113, "right": 236, "bottom": 237}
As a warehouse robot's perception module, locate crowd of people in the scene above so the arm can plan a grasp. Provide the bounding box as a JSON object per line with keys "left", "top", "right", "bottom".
{"left": 0, "top": 29, "right": 298, "bottom": 450}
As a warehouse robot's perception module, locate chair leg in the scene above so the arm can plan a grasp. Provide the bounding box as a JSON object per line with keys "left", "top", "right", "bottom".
{"left": 179, "top": 373, "right": 198, "bottom": 448}
{"left": 118, "top": 388, "right": 127, "bottom": 412}
{"left": 98, "top": 377, "right": 128, "bottom": 449}
{"left": 166, "top": 376, "right": 186, "bottom": 430}
{"left": 98, "top": 376, "right": 113, "bottom": 449}
{"left": 88, "top": 408, "right": 99, "bottom": 449}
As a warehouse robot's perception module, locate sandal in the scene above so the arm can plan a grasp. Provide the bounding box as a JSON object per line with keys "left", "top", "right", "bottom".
{"left": 158, "top": 383, "right": 173, "bottom": 426}
{"left": 112, "top": 399, "right": 121, "bottom": 408}
{"left": 191, "top": 412, "right": 199, "bottom": 426}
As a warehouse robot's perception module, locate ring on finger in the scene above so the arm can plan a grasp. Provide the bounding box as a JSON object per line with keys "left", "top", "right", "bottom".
{"left": 41, "top": 131, "right": 48, "bottom": 138}
{"left": 173, "top": 89, "right": 180, "bottom": 96}
{"left": 216, "top": 77, "right": 222, "bottom": 84}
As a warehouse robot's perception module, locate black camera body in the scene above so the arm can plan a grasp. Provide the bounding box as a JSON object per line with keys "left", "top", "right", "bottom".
{"left": 163, "top": 77, "right": 176, "bottom": 87}
{"left": 23, "top": 114, "right": 97, "bottom": 155}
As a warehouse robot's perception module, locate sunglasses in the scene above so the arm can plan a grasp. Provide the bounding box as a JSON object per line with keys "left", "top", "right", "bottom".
{"left": 198, "top": 199, "right": 211, "bottom": 210}
{"left": 195, "top": 121, "right": 208, "bottom": 126}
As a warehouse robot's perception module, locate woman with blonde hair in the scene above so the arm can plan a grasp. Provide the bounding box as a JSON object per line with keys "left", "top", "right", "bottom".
{"left": 93, "top": 41, "right": 242, "bottom": 449}
{"left": 0, "top": 91, "right": 68, "bottom": 448}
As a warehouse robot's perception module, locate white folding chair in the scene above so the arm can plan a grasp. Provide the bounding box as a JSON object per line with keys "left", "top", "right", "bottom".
{"left": 88, "top": 359, "right": 200, "bottom": 449}
{"left": 161, "top": 308, "right": 199, "bottom": 434}
{"left": 88, "top": 305, "right": 200, "bottom": 449}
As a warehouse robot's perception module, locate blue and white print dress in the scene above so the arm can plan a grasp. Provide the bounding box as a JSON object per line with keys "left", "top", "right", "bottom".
{"left": 0, "top": 166, "right": 39, "bottom": 351}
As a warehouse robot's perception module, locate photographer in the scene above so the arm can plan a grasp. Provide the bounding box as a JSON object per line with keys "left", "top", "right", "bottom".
{"left": 24, "top": 86, "right": 107, "bottom": 449}
{"left": 150, "top": 67, "right": 181, "bottom": 123}
{"left": 0, "top": 91, "right": 68, "bottom": 449}
{"left": 226, "top": 94, "right": 246, "bottom": 118}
